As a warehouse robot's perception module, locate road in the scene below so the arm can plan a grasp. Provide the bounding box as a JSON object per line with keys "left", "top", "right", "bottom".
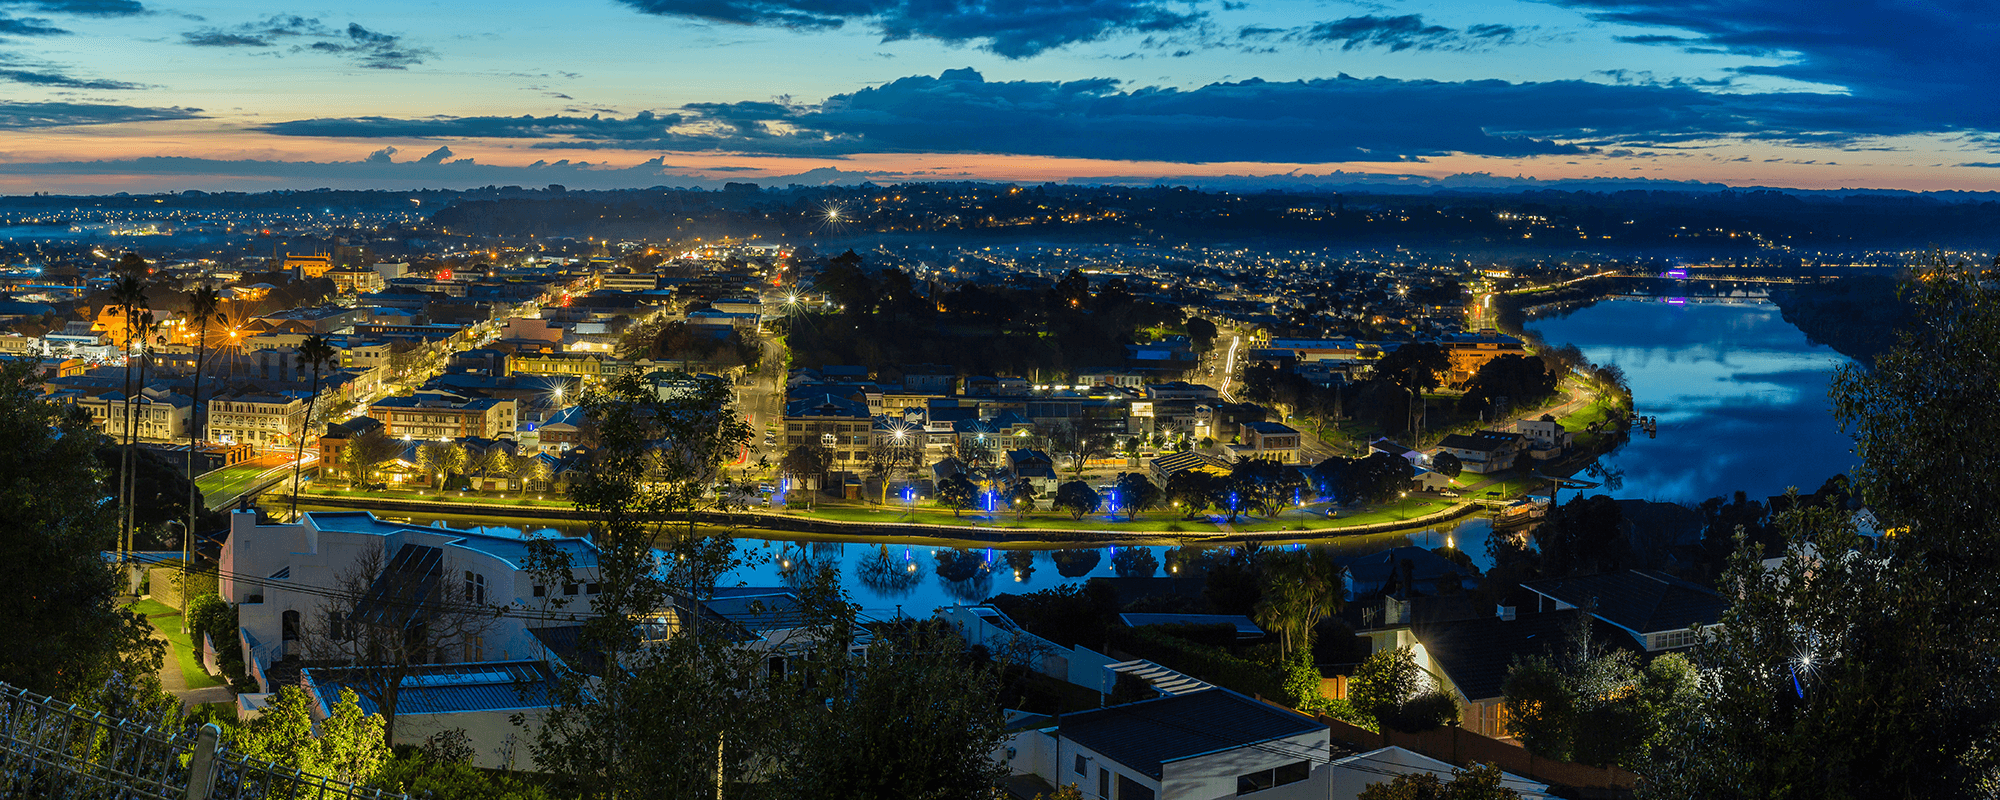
{"left": 197, "top": 453, "right": 314, "bottom": 510}
{"left": 1218, "top": 334, "right": 1242, "bottom": 402}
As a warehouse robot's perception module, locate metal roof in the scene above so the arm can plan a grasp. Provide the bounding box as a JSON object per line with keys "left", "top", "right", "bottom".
{"left": 306, "top": 660, "right": 559, "bottom": 716}
{"left": 1055, "top": 689, "right": 1326, "bottom": 780}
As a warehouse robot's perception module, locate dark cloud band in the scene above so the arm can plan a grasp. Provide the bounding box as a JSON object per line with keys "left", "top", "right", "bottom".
{"left": 616, "top": 0, "right": 1201, "bottom": 58}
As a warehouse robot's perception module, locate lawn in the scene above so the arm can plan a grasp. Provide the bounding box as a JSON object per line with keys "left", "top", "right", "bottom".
{"left": 778, "top": 496, "right": 1461, "bottom": 535}
{"left": 123, "top": 600, "right": 224, "bottom": 691}
{"left": 304, "top": 486, "right": 574, "bottom": 508}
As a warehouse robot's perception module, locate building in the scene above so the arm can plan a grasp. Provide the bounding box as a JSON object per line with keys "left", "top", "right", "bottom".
{"left": 506, "top": 352, "right": 610, "bottom": 382}
{"left": 284, "top": 253, "right": 333, "bottom": 279}
{"left": 207, "top": 394, "right": 307, "bottom": 451}
{"left": 1236, "top": 421, "right": 1302, "bottom": 464}
{"left": 1327, "top": 747, "right": 1550, "bottom": 799}
{"left": 304, "top": 660, "right": 558, "bottom": 770}
{"left": 73, "top": 390, "right": 192, "bottom": 443}
{"left": 1513, "top": 415, "right": 1573, "bottom": 461}
{"left": 218, "top": 510, "right": 601, "bottom": 759}
{"left": 369, "top": 393, "right": 519, "bottom": 441}
{"left": 1365, "top": 608, "right": 1642, "bottom": 740}
{"left": 1434, "top": 431, "right": 1525, "bottom": 475}
{"left": 1520, "top": 570, "right": 1726, "bottom": 651}
{"left": 1002, "top": 688, "right": 1333, "bottom": 800}
{"left": 784, "top": 393, "right": 873, "bottom": 466}
{"left": 1440, "top": 331, "right": 1528, "bottom": 387}
{"left": 326, "top": 268, "right": 386, "bottom": 296}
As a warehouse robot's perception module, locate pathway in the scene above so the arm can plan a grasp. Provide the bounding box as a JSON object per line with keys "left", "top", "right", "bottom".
{"left": 139, "top": 607, "right": 236, "bottom": 709}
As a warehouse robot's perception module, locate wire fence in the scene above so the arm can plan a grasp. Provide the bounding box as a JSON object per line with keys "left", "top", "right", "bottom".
{"left": 0, "top": 682, "right": 407, "bottom": 800}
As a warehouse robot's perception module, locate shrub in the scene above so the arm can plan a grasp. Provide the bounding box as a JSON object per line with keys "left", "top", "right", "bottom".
{"left": 1107, "top": 625, "right": 1285, "bottom": 700}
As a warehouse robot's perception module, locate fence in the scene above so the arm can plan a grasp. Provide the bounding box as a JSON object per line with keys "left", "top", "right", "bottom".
{"left": 1313, "top": 710, "right": 1638, "bottom": 793}
{"left": 0, "top": 681, "right": 406, "bottom": 800}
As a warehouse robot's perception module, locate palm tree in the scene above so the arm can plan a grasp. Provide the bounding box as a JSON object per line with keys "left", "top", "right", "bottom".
{"left": 288, "top": 335, "right": 339, "bottom": 518}
{"left": 1253, "top": 549, "right": 1345, "bottom": 659}
{"left": 109, "top": 273, "right": 148, "bottom": 571}
{"left": 181, "top": 286, "right": 220, "bottom": 615}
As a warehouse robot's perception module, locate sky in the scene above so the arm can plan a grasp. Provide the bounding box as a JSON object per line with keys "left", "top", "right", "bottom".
{"left": 1, "top": 0, "right": 1998, "bottom": 194}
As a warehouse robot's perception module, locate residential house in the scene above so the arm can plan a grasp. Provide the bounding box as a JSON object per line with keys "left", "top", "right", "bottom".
{"left": 304, "top": 660, "right": 556, "bottom": 770}
{"left": 1235, "top": 421, "right": 1301, "bottom": 464}
{"left": 1002, "top": 688, "right": 1334, "bottom": 800}
{"left": 73, "top": 389, "right": 192, "bottom": 443}
{"left": 218, "top": 510, "right": 602, "bottom": 690}
{"left": 1328, "top": 747, "right": 1550, "bottom": 799}
{"left": 1513, "top": 415, "right": 1572, "bottom": 461}
{"left": 1520, "top": 570, "right": 1726, "bottom": 651}
{"left": 1434, "top": 431, "right": 1525, "bottom": 475}
{"left": 1342, "top": 546, "right": 1479, "bottom": 603}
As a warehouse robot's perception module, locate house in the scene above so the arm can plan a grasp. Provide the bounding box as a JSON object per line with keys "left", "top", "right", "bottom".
{"left": 303, "top": 660, "right": 556, "bottom": 770}
{"left": 1236, "top": 421, "right": 1302, "bottom": 464}
{"left": 1119, "top": 613, "right": 1264, "bottom": 641}
{"left": 218, "top": 510, "right": 601, "bottom": 694}
{"left": 1434, "top": 431, "right": 1524, "bottom": 474}
{"left": 1361, "top": 608, "right": 1642, "bottom": 738}
{"left": 1341, "top": 546, "right": 1478, "bottom": 602}
{"left": 1520, "top": 570, "right": 1726, "bottom": 651}
{"left": 1513, "top": 415, "right": 1572, "bottom": 461}
{"left": 1328, "top": 747, "right": 1550, "bottom": 799}
{"left": 1002, "top": 688, "right": 1334, "bottom": 800}
{"left": 1005, "top": 449, "right": 1059, "bottom": 494}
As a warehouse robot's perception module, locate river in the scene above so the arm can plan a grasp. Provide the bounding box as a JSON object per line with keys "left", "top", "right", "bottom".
{"left": 296, "top": 293, "right": 1855, "bottom": 617}
{"left": 1527, "top": 296, "right": 1859, "bottom": 503}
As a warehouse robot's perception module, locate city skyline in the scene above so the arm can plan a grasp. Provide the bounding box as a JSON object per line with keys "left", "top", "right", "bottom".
{"left": 1, "top": 0, "right": 1996, "bottom": 193}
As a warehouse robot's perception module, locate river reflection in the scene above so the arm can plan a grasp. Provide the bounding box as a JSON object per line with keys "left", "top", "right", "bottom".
{"left": 1529, "top": 297, "right": 1858, "bottom": 503}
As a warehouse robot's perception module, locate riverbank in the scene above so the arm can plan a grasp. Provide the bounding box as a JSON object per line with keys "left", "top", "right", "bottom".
{"left": 280, "top": 489, "right": 1485, "bottom": 545}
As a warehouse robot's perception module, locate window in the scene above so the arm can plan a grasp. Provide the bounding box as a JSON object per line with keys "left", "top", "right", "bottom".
{"left": 821, "top": 433, "right": 837, "bottom": 447}
{"left": 564, "top": 583, "right": 578, "bottom": 596}
{"left": 1098, "top": 768, "right": 1109, "bottom": 799}
{"left": 281, "top": 610, "right": 300, "bottom": 642}
{"left": 328, "top": 610, "right": 346, "bottom": 641}
{"left": 586, "top": 583, "right": 601, "bottom": 594}
{"left": 533, "top": 584, "right": 547, "bottom": 597}
{"left": 1118, "top": 775, "right": 1155, "bottom": 800}
{"left": 463, "top": 635, "right": 484, "bottom": 662}
{"left": 1237, "top": 761, "right": 1311, "bottom": 795}
{"left": 1075, "top": 755, "right": 1088, "bottom": 776}
{"left": 465, "top": 571, "right": 486, "bottom": 605}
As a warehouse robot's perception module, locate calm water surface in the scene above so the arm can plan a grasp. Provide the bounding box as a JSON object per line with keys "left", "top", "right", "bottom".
{"left": 320, "top": 295, "right": 1852, "bottom": 614}
{"left": 1529, "top": 297, "right": 1859, "bottom": 503}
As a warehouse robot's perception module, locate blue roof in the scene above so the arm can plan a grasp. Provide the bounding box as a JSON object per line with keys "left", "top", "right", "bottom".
{"left": 303, "top": 511, "right": 597, "bottom": 570}
{"left": 307, "top": 660, "right": 559, "bottom": 715}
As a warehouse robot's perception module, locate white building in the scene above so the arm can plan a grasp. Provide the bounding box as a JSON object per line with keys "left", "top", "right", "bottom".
{"left": 1003, "top": 688, "right": 1333, "bottom": 800}
{"left": 218, "top": 510, "right": 602, "bottom": 687}
{"left": 1327, "top": 747, "right": 1550, "bottom": 799}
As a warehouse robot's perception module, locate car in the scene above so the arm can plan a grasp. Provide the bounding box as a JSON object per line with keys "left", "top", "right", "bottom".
{"left": 1440, "top": 490, "right": 1459, "bottom": 497}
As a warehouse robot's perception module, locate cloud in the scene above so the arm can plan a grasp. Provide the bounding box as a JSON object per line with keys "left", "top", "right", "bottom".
{"left": 1548, "top": 0, "right": 2000, "bottom": 135}
{"left": 614, "top": 0, "right": 1203, "bottom": 58}
{"left": 0, "top": 66, "right": 140, "bottom": 88}
{"left": 178, "top": 14, "right": 433, "bottom": 68}
{"left": 0, "top": 0, "right": 145, "bottom": 16}
{"left": 0, "top": 14, "right": 67, "bottom": 34}
{"left": 0, "top": 151, "right": 903, "bottom": 191}
{"left": 1959, "top": 162, "right": 2000, "bottom": 168}
{"left": 1241, "top": 14, "right": 1529, "bottom": 51}
{"left": 257, "top": 110, "right": 685, "bottom": 140}
{"left": 0, "top": 100, "right": 198, "bottom": 129}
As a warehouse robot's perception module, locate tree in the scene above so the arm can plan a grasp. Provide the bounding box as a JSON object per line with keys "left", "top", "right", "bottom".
{"left": 1166, "top": 469, "right": 1215, "bottom": 514}
{"left": 1358, "top": 763, "right": 1519, "bottom": 800}
{"left": 0, "top": 362, "right": 162, "bottom": 702}
{"left": 1374, "top": 341, "right": 1450, "bottom": 436}
{"left": 1009, "top": 478, "right": 1038, "bottom": 520}
{"left": 1458, "top": 355, "right": 1558, "bottom": 420}
{"left": 1053, "top": 480, "right": 1101, "bottom": 520}
{"left": 774, "top": 620, "right": 1010, "bottom": 799}
{"left": 1253, "top": 549, "right": 1344, "bottom": 658}
{"left": 289, "top": 335, "right": 339, "bottom": 517}
{"left": 518, "top": 370, "right": 770, "bottom": 798}
{"left": 1114, "top": 472, "right": 1162, "bottom": 521}
{"left": 339, "top": 427, "right": 402, "bottom": 486}
{"left": 779, "top": 440, "right": 833, "bottom": 499}
{"left": 937, "top": 472, "right": 978, "bottom": 517}
{"left": 1186, "top": 316, "right": 1218, "bottom": 354}
{"left": 110, "top": 272, "right": 150, "bottom": 569}
{"left": 301, "top": 546, "right": 500, "bottom": 745}
{"left": 1533, "top": 494, "right": 1625, "bottom": 577}
{"left": 1432, "top": 451, "right": 1462, "bottom": 479}
{"left": 1500, "top": 612, "right": 1695, "bottom": 769}
{"left": 232, "top": 685, "right": 391, "bottom": 786}
{"left": 416, "top": 441, "right": 467, "bottom": 489}
{"left": 182, "top": 284, "right": 221, "bottom": 615}
{"left": 1641, "top": 267, "right": 2000, "bottom": 799}
{"left": 1351, "top": 646, "right": 1458, "bottom": 733}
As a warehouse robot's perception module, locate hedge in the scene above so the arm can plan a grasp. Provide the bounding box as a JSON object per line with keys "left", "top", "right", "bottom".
{"left": 1106, "top": 625, "right": 1285, "bottom": 700}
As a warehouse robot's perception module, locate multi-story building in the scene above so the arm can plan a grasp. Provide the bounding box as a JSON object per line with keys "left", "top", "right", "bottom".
{"left": 1440, "top": 331, "right": 1528, "bottom": 387}
{"left": 1236, "top": 421, "right": 1302, "bottom": 464}
{"left": 326, "top": 268, "right": 386, "bottom": 295}
{"left": 505, "top": 351, "right": 609, "bottom": 382}
{"left": 73, "top": 390, "right": 192, "bottom": 443}
{"left": 207, "top": 394, "right": 307, "bottom": 451}
{"left": 369, "top": 392, "right": 519, "bottom": 441}
{"left": 784, "top": 393, "right": 872, "bottom": 466}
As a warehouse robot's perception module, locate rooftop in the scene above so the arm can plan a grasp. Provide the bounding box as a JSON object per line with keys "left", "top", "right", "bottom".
{"left": 1054, "top": 689, "right": 1326, "bottom": 780}
{"left": 1521, "top": 569, "right": 1726, "bottom": 636}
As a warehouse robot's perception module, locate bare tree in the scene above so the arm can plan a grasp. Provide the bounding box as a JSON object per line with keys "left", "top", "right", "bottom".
{"left": 302, "top": 546, "right": 502, "bottom": 745}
